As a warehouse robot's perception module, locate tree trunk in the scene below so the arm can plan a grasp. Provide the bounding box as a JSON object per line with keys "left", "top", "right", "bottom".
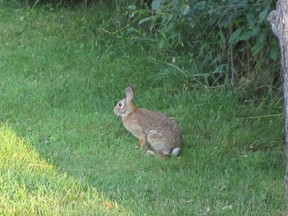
{"left": 267, "top": 0, "right": 288, "bottom": 213}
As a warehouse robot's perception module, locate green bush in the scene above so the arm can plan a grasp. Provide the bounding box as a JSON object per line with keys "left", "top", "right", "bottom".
{"left": 120, "top": 0, "right": 280, "bottom": 95}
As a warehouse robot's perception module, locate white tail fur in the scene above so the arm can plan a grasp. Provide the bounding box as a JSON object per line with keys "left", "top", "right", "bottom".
{"left": 170, "top": 147, "right": 181, "bottom": 156}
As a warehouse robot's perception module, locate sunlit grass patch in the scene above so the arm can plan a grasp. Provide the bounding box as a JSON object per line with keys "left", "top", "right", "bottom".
{"left": 0, "top": 124, "right": 132, "bottom": 215}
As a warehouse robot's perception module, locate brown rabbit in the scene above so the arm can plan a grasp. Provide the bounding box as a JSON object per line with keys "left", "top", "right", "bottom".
{"left": 114, "top": 86, "right": 182, "bottom": 156}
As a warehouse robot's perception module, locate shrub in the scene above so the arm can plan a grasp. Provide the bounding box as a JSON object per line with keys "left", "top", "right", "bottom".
{"left": 122, "top": 0, "right": 280, "bottom": 95}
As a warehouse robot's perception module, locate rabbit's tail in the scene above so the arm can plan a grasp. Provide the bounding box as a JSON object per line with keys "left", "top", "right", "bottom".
{"left": 170, "top": 147, "right": 181, "bottom": 156}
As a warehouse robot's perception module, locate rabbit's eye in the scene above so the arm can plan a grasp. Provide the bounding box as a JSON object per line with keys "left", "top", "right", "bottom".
{"left": 118, "top": 102, "right": 123, "bottom": 107}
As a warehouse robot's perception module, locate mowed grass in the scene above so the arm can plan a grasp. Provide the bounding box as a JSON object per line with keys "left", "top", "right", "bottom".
{"left": 0, "top": 4, "right": 285, "bottom": 215}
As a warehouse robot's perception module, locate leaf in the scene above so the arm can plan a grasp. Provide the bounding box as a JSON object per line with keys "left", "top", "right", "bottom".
{"left": 251, "top": 42, "right": 265, "bottom": 55}
{"left": 193, "top": 1, "right": 206, "bottom": 10}
{"left": 228, "top": 29, "right": 242, "bottom": 44}
{"left": 256, "top": 31, "right": 266, "bottom": 43}
{"left": 138, "top": 17, "right": 153, "bottom": 26}
{"left": 246, "top": 13, "right": 256, "bottom": 26}
{"left": 270, "top": 46, "right": 279, "bottom": 61}
{"left": 219, "top": 16, "right": 232, "bottom": 28}
{"left": 127, "top": 5, "right": 136, "bottom": 10}
{"left": 259, "top": 8, "right": 269, "bottom": 23}
{"left": 181, "top": 5, "right": 191, "bottom": 16}
{"left": 127, "top": 27, "right": 141, "bottom": 34}
{"left": 152, "top": 0, "right": 162, "bottom": 11}
{"left": 238, "top": 30, "right": 257, "bottom": 41}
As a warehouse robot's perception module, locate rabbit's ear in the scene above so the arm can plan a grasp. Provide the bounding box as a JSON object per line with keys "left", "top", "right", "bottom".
{"left": 125, "top": 86, "right": 134, "bottom": 101}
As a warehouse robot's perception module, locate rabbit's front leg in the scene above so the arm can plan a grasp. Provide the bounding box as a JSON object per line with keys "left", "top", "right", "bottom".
{"left": 139, "top": 135, "right": 149, "bottom": 151}
{"left": 140, "top": 135, "right": 157, "bottom": 155}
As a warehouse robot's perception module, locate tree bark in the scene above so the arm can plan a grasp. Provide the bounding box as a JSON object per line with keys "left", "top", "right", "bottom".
{"left": 267, "top": 0, "right": 288, "bottom": 213}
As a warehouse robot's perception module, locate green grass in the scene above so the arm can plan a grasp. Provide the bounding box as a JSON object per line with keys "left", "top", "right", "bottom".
{"left": 0, "top": 3, "right": 285, "bottom": 215}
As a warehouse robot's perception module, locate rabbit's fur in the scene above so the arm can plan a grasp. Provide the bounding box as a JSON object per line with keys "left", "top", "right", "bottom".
{"left": 114, "top": 86, "right": 182, "bottom": 156}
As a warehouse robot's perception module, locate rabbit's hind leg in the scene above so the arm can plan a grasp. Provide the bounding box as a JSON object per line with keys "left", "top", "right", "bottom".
{"left": 146, "top": 130, "right": 170, "bottom": 156}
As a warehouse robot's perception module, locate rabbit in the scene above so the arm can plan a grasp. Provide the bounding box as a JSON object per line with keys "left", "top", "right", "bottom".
{"left": 114, "top": 86, "right": 182, "bottom": 156}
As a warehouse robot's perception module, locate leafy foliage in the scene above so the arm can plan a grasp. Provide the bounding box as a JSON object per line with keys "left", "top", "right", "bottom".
{"left": 121, "top": 0, "right": 280, "bottom": 95}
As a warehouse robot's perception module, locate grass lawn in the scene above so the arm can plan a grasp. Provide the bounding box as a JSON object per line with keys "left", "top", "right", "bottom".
{"left": 0, "top": 3, "right": 285, "bottom": 215}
